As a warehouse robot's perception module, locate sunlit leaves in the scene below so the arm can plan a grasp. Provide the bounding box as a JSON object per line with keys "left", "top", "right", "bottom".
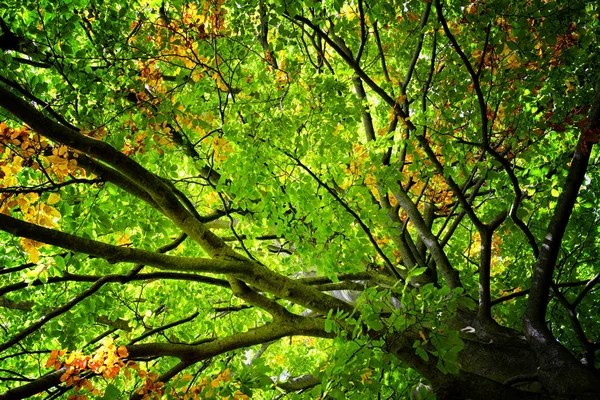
{"left": 1, "top": 0, "right": 600, "bottom": 398}
{"left": 212, "top": 136, "right": 233, "bottom": 163}
{"left": 43, "top": 338, "right": 181, "bottom": 399}
{"left": 44, "top": 338, "right": 129, "bottom": 397}
{"left": 45, "top": 348, "right": 67, "bottom": 370}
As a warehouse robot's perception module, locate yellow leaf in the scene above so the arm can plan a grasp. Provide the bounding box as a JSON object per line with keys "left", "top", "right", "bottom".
{"left": 22, "top": 241, "right": 40, "bottom": 263}
{"left": 360, "top": 369, "right": 373, "bottom": 384}
{"left": 47, "top": 193, "right": 61, "bottom": 205}
{"left": 191, "top": 69, "right": 204, "bottom": 82}
{"left": 65, "top": 352, "right": 77, "bottom": 365}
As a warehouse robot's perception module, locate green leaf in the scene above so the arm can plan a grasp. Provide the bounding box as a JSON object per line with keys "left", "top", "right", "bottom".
{"left": 408, "top": 267, "right": 428, "bottom": 279}
{"left": 415, "top": 346, "right": 429, "bottom": 362}
{"left": 102, "top": 384, "right": 120, "bottom": 399}
{"left": 325, "top": 319, "right": 335, "bottom": 333}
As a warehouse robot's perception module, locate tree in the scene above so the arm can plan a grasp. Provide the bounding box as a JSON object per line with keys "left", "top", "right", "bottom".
{"left": 1, "top": 0, "right": 599, "bottom": 398}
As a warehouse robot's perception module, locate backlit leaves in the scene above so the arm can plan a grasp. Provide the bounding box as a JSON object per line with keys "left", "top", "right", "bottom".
{"left": 1, "top": 0, "right": 600, "bottom": 398}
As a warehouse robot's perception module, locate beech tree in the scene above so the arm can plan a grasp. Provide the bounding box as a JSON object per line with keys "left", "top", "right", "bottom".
{"left": 1, "top": 0, "right": 600, "bottom": 398}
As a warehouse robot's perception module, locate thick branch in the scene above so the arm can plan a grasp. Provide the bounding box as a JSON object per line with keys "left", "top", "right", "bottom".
{"left": 75, "top": 154, "right": 161, "bottom": 211}
{"left": 392, "top": 189, "right": 461, "bottom": 289}
{"left": 127, "top": 316, "right": 331, "bottom": 362}
{"left": 0, "top": 368, "right": 67, "bottom": 400}
{"left": 277, "top": 374, "right": 321, "bottom": 392}
{"left": 0, "top": 85, "right": 234, "bottom": 258}
{"left": 525, "top": 85, "right": 600, "bottom": 328}
{"left": 0, "top": 317, "right": 330, "bottom": 399}
{"left": 0, "top": 213, "right": 248, "bottom": 274}
{"left": 523, "top": 82, "right": 600, "bottom": 392}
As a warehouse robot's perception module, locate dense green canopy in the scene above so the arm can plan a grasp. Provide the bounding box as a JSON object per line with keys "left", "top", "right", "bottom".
{"left": 1, "top": 0, "right": 599, "bottom": 398}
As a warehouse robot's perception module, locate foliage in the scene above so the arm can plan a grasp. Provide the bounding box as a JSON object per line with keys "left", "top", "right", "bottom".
{"left": 1, "top": 0, "right": 600, "bottom": 399}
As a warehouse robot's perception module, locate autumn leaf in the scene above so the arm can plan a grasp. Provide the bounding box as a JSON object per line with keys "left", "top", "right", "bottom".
{"left": 47, "top": 192, "right": 61, "bottom": 205}
{"left": 117, "top": 346, "right": 128, "bottom": 358}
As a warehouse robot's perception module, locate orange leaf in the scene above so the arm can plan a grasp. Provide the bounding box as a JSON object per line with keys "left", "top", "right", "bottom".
{"left": 127, "top": 360, "right": 139, "bottom": 370}
{"left": 60, "top": 370, "right": 71, "bottom": 383}
{"left": 117, "top": 346, "right": 129, "bottom": 358}
{"left": 45, "top": 357, "right": 57, "bottom": 369}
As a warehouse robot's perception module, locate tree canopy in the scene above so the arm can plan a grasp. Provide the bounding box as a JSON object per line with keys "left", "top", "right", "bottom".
{"left": 1, "top": 0, "right": 600, "bottom": 398}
